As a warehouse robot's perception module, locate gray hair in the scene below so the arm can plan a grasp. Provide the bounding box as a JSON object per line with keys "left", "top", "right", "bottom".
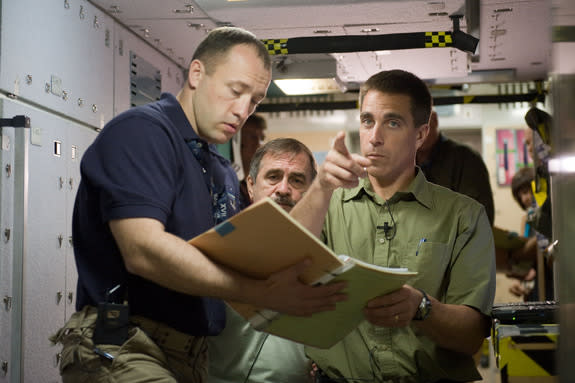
{"left": 249, "top": 138, "right": 317, "bottom": 181}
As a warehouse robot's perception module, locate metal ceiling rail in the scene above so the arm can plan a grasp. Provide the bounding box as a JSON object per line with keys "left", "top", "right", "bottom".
{"left": 256, "top": 92, "right": 546, "bottom": 113}
{"left": 262, "top": 15, "right": 479, "bottom": 55}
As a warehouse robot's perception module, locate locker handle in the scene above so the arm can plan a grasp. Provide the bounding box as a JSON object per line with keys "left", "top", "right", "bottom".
{"left": 0, "top": 115, "right": 29, "bottom": 128}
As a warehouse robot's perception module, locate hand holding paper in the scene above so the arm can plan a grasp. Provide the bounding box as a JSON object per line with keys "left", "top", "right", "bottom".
{"left": 189, "top": 199, "right": 416, "bottom": 348}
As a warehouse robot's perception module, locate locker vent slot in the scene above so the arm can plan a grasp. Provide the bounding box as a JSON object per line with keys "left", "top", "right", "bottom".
{"left": 130, "top": 52, "right": 162, "bottom": 108}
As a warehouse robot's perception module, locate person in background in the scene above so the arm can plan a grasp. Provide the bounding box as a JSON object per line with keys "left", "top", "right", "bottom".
{"left": 508, "top": 167, "right": 538, "bottom": 300}
{"left": 209, "top": 138, "right": 317, "bottom": 383}
{"left": 415, "top": 109, "right": 495, "bottom": 369}
{"left": 239, "top": 114, "right": 267, "bottom": 209}
{"left": 508, "top": 109, "right": 555, "bottom": 302}
{"left": 291, "top": 69, "right": 496, "bottom": 382}
{"left": 511, "top": 167, "right": 537, "bottom": 236}
{"left": 523, "top": 107, "right": 553, "bottom": 239}
{"left": 416, "top": 110, "right": 494, "bottom": 225}
{"left": 50, "top": 27, "right": 346, "bottom": 383}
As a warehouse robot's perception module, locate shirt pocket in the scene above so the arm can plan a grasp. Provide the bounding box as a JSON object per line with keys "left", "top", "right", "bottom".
{"left": 399, "top": 240, "right": 450, "bottom": 296}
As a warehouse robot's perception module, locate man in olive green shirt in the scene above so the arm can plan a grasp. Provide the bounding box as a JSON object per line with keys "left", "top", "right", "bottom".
{"left": 292, "top": 69, "right": 496, "bottom": 382}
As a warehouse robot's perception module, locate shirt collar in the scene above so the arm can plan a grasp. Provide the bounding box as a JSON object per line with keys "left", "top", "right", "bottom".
{"left": 158, "top": 92, "right": 199, "bottom": 142}
{"left": 341, "top": 167, "right": 433, "bottom": 209}
{"left": 158, "top": 93, "right": 223, "bottom": 158}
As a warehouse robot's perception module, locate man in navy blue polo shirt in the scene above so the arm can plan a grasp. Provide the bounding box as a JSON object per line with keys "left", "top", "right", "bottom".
{"left": 51, "top": 27, "right": 346, "bottom": 383}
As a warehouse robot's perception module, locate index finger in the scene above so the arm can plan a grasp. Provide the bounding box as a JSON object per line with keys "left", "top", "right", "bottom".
{"left": 331, "top": 131, "right": 350, "bottom": 157}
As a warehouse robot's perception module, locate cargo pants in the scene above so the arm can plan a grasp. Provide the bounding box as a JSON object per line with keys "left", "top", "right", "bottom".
{"left": 50, "top": 306, "right": 208, "bottom": 383}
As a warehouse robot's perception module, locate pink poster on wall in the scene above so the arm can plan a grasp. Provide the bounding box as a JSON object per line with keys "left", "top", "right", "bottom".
{"left": 496, "top": 129, "right": 532, "bottom": 186}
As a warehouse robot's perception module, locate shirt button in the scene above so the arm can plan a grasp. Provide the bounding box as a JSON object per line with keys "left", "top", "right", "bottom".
{"left": 379, "top": 238, "right": 385, "bottom": 244}
{"left": 202, "top": 168, "right": 207, "bottom": 173}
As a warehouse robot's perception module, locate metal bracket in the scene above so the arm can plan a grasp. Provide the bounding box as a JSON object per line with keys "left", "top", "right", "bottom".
{"left": 0, "top": 115, "right": 30, "bottom": 128}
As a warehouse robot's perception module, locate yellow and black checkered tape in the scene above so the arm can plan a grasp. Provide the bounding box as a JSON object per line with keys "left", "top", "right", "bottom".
{"left": 498, "top": 332, "right": 557, "bottom": 376}
{"left": 262, "top": 39, "right": 288, "bottom": 55}
{"left": 424, "top": 31, "right": 453, "bottom": 48}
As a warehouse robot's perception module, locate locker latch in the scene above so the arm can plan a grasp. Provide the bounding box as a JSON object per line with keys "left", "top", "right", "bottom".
{"left": 3, "top": 296, "right": 12, "bottom": 311}
{"left": 0, "top": 115, "right": 30, "bottom": 128}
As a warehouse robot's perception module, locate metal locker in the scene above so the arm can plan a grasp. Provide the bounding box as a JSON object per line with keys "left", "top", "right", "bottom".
{"left": 113, "top": 25, "right": 185, "bottom": 116}
{"left": 64, "top": 119, "right": 98, "bottom": 321}
{"left": 0, "top": 99, "right": 20, "bottom": 383}
{"left": 0, "top": 0, "right": 114, "bottom": 128}
{"left": 1, "top": 98, "right": 97, "bottom": 383}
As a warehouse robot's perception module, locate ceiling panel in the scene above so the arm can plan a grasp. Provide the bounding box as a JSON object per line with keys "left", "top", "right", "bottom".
{"left": 90, "top": 0, "right": 217, "bottom": 65}
{"left": 194, "top": 0, "right": 466, "bottom": 29}
{"left": 334, "top": 48, "right": 470, "bottom": 84}
{"left": 91, "top": 0, "right": 208, "bottom": 19}
{"left": 339, "top": 20, "right": 471, "bottom": 84}
{"left": 122, "top": 19, "right": 217, "bottom": 67}
{"left": 471, "top": 0, "right": 551, "bottom": 80}
{"left": 88, "top": 0, "right": 554, "bottom": 93}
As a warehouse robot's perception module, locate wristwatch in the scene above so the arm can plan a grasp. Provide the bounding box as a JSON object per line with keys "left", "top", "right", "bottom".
{"left": 414, "top": 289, "right": 432, "bottom": 321}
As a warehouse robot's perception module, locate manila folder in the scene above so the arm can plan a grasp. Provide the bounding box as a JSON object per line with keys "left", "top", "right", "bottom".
{"left": 188, "top": 197, "right": 416, "bottom": 349}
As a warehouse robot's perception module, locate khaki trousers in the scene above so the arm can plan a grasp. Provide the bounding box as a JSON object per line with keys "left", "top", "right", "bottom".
{"left": 50, "top": 306, "right": 208, "bottom": 383}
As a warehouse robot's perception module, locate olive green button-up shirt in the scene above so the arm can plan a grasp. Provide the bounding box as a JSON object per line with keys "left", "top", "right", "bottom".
{"left": 306, "top": 169, "right": 496, "bottom": 383}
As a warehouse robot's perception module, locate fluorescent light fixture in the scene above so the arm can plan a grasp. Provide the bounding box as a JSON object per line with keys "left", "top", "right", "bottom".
{"left": 274, "top": 78, "right": 342, "bottom": 96}
{"left": 549, "top": 156, "right": 575, "bottom": 174}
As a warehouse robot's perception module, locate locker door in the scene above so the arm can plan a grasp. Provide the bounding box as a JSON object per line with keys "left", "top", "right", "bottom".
{"left": 0, "top": 102, "right": 18, "bottom": 382}
{"left": 64, "top": 121, "right": 98, "bottom": 320}
{"left": 4, "top": 99, "right": 69, "bottom": 383}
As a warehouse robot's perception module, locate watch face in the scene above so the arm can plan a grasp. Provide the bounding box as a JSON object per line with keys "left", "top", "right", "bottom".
{"left": 415, "top": 291, "right": 431, "bottom": 320}
{"left": 422, "top": 296, "right": 431, "bottom": 318}
{"left": 421, "top": 299, "right": 430, "bottom": 315}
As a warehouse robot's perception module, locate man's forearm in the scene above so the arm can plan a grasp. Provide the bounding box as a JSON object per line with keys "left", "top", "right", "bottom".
{"left": 111, "top": 217, "right": 258, "bottom": 299}
{"left": 414, "top": 298, "right": 490, "bottom": 355}
{"left": 110, "top": 217, "right": 348, "bottom": 317}
{"left": 290, "top": 179, "right": 334, "bottom": 238}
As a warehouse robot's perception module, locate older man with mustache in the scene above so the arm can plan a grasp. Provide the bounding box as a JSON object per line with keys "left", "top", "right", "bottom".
{"left": 208, "top": 137, "right": 318, "bottom": 383}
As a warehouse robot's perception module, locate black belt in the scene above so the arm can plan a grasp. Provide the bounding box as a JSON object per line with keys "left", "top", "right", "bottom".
{"left": 130, "top": 315, "right": 206, "bottom": 355}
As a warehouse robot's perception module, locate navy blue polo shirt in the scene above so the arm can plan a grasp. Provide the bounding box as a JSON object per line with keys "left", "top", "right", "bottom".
{"left": 72, "top": 93, "right": 239, "bottom": 335}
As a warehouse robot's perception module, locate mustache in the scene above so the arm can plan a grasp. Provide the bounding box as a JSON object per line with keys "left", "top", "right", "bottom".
{"left": 272, "top": 195, "right": 296, "bottom": 208}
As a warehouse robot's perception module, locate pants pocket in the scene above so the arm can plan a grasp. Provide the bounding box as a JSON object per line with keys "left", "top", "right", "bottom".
{"left": 59, "top": 335, "right": 119, "bottom": 382}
